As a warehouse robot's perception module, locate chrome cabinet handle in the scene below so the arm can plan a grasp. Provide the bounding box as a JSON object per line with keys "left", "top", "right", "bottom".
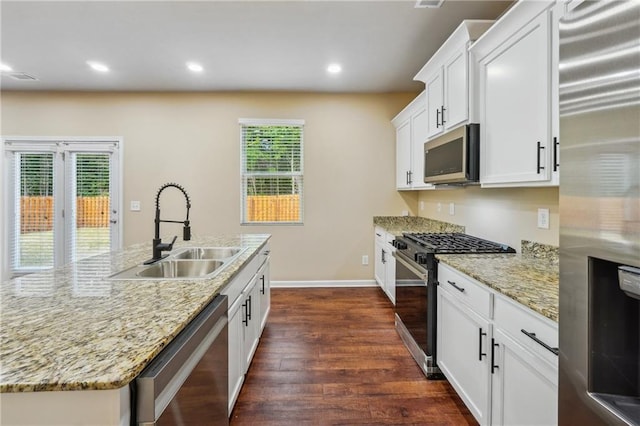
{"left": 447, "top": 280, "right": 465, "bottom": 293}
{"left": 521, "top": 329, "right": 559, "bottom": 355}
{"left": 479, "top": 328, "right": 487, "bottom": 361}
{"left": 247, "top": 295, "right": 252, "bottom": 321}
{"left": 441, "top": 106, "right": 446, "bottom": 125}
{"left": 408, "top": 170, "right": 413, "bottom": 185}
{"left": 260, "top": 275, "right": 265, "bottom": 295}
{"left": 436, "top": 109, "right": 441, "bottom": 128}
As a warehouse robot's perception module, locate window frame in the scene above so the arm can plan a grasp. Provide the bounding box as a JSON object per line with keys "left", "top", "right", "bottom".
{"left": 239, "top": 118, "right": 304, "bottom": 225}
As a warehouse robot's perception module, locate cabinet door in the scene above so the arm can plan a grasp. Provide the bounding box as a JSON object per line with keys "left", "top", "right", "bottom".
{"left": 374, "top": 240, "right": 385, "bottom": 289}
{"left": 396, "top": 120, "right": 412, "bottom": 190}
{"left": 242, "top": 276, "right": 260, "bottom": 373}
{"left": 426, "top": 69, "right": 444, "bottom": 139}
{"left": 228, "top": 296, "right": 245, "bottom": 413}
{"left": 384, "top": 247, "right": 396, "bottom": 304}
{"left": 258, "top": 261, "right": 270, "bottom": 333}
{"left": 480, "top": 12, "right": 552, "bottom": 185}
{"left": 410, "top": 107, "right": 430, "bottom": 190}
{"left": 438, "top": 288, "right": 491, "bottom": 425}
{"left": 490, "top": 328, "right": 558, "bottom": 426}
{"left": 444, "top": 48, "right": 469, "bottom": 131}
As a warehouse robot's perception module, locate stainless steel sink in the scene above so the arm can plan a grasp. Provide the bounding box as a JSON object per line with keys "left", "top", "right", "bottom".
{"left": 137, "top": 259, "right": 223, "bottom": 278}
{"left": 107, "top": 246, "right": 247, "bottom": 281}
{"left": 171, "top": 247, "right": 243, "bottom": 260}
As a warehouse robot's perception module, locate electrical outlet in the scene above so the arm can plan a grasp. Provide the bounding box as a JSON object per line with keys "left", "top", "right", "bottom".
{"left": 437, "top": 203, "right": 442, "bottom": 212}
{"left": 449, "top": 203, "right": 455, "bottom": 216}
{"left": 419, "top": 201, "right": 425, "bottom": 211}
{"left": 401, "top": 210, "right": 409, "bottom": 216}
{"left": 362, "top": 255, "right": 369, "bottom": 265}
{"left": 538, "top": 208, "right": 550, "bottom": 229}
{"left": 130, "top": 200, "right": 141, "bottom": 212}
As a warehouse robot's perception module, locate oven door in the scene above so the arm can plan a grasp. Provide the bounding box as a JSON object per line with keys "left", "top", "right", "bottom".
{"left": 393, "top": 251, "right": 430, "bottom": 355}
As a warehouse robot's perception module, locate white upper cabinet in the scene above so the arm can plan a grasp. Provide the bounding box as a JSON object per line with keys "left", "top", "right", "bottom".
{"left": 415, "top": 20, "right": 494, "bottom": 140}
{"left": 392, "top": 91, "right": 433, "bottom": 190}
{"left": 471, "top": 0, "right": 559, "bottom": 187}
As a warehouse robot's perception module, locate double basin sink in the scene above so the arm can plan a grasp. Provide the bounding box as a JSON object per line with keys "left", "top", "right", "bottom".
{"left": 109, "top": 247, "right": 247, "bottom": 280}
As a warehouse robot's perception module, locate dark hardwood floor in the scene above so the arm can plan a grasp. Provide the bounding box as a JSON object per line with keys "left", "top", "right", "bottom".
{"left": 230, "top": 287, "right": 478, "bottom": 426}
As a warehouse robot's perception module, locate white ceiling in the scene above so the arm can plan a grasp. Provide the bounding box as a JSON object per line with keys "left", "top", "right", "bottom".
{"left": 0, "top": 0, "right": 512, "bottom": 93}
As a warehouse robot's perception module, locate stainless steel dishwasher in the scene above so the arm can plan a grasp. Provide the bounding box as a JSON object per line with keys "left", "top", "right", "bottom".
{"left": 135, "top": 294, "right": 229, "bottom": 426}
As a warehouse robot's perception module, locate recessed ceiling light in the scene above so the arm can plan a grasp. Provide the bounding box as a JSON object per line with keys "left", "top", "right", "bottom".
{"left": 327, "top": 63, "right": 342, "bottom": 74}
{"left": 187, "top": 62, "right": 204, "bottom": 73}
{"left": 1, "top": 63, "right": 13, "bottom": 72}
{"left": 87, "top": 61, "right": 109, "bottom": 72}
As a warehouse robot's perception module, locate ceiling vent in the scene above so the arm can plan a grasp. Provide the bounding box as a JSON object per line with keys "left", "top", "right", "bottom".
{"left": 415, "top": 0, "right": 445, "bottom": 8}
{"left": 1, "top": 72, "right": 38, "bottom": 81}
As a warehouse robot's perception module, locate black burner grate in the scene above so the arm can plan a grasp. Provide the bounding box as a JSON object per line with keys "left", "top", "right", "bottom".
{"left": 404, "top": 232, "right": 515, "bottom": 254}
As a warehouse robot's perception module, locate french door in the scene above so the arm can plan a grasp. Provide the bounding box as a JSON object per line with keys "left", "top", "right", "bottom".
{"left": 4, "top": 138, "right": 121, "bottom": 277}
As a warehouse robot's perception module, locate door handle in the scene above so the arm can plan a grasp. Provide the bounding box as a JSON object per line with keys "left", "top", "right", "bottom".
{"left": 260, "top": 275, "right": 265, "bottom": 295}
{"left": 553, "top": 137, "right": 559, "bottom": 172}
{"left": 441, "top": 106, "right": 446, "bottom": 125}
{"left": 408, "top": 170, "right": 413, "bottom": 185}
{"left": 242, "top": 301, "right": 248, "bottom": 326}
{"left": 491, "top": 338, "right": 499, "bottom": 374}
{"left": 479, "top": 328, "right": 487, "bottom": 361}
{"left": 447, "top": 280, "right": 465, "bottom": 293}
{"left": 537, "top": 141, "right": 545, "bottom": 174}
{"left": 436, "top": 108, "right": 441, "bottom": 128}
{"left": 247, "top": 295, "right": 252, "bottom": 321}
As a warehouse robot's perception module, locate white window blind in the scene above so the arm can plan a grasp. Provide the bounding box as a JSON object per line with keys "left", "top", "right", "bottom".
{"left": 67, "top": 152, "right": 112, "bottom": 262}
{"left": 4, "top": 138, "right": 121, "bottom": 277}
{"left": 240, "top": 119, "right": 304, "bottom": 224}
{"left": 10, "top": 152, "right": 56, "bottom": 271}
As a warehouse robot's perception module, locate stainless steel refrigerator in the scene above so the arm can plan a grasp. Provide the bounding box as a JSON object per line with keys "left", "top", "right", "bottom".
{"left": 559, "top": 1, "right": 640, "bottom": 425}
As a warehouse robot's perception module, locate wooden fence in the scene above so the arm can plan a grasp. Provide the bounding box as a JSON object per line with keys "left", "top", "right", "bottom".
{"left": 20, "top": 196, "right": 110, "bottom": 232}
{"left": 247, "top": 194, "right": 300, "bottom": 222}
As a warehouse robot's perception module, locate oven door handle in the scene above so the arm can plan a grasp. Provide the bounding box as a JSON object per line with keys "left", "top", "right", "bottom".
{"left": 392, "top": 251, "right": 428, "bottom": 281}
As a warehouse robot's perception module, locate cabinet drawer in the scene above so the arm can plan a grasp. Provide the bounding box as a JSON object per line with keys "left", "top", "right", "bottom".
{"left": 385, "top": 232, "right": 396, "bottom": 246}
{"left": 438, "top": 263, "right": 492, "bottom": 318}
{"left": 374, "top": 227, "right": 386, "bottom": 244}
{"left": 494, "top": 294, "right": 558, "bottom": 366}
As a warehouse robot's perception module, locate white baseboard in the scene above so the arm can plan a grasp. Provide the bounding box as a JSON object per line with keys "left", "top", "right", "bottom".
{"left": 271, "top": 280, "right": 377, "bottom": 288}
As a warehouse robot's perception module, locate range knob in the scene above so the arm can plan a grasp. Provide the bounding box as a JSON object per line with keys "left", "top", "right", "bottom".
{"left": 393, "top": 240, "right": 407, "bottom": 250}
{"left": 415, "top": 253, "right": 428, "bottom": 265}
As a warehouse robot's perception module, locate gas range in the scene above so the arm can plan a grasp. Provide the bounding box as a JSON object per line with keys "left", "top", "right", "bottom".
{"left": 393, "top": 232, "right": 515, "bottom": 270}
{"left": 391, "top": 232, "right": 515, "bottom": 380}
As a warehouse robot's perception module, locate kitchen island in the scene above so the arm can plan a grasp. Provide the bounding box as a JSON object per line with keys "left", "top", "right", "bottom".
{"left": 0, "top": 234, "right": 270, "bottom": 425}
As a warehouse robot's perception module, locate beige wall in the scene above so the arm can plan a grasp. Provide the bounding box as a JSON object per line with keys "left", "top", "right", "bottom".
{"left": 1, "top": 91, "right": 418, "bottom": 281}
{"left": 417, "top": 186, "right": 559, "bottom": 251}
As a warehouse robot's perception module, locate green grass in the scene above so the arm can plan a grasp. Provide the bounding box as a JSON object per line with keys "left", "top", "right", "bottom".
{"left": 18, "top": 227, "right": 110, "bottom": 267}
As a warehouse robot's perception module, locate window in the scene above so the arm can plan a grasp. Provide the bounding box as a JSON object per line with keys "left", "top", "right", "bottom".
{"left": 240, "top": 119, "right": 304, "bottom": 224}
{"left": 4, "top": 138, "right": 121, "bottom": 277}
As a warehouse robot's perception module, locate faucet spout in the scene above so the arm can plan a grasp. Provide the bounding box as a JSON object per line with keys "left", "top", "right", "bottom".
{"left": 145, "top": 183, "right": 192, "bottom": 264}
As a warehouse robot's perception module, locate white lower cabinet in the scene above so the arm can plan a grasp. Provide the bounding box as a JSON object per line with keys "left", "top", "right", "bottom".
{"left": 438, "top": 288, "right": 491, "bottom": 424}
{"left": 437, "top": 263, "right": 558, "bottom": 425}
{"left": 222, "top": 243, "right": 271, "bottom": 415}
{"left": 490, "top": 328, "right": 558, "bottom": 426}
{"left": 373, "top": 227, "right": 396, "bottom": 304}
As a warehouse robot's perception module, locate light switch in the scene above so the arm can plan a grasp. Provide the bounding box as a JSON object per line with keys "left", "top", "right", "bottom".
{"left": 449, "top": 203, "right": 455, "bottom": 216}
{"left": 130, "top": 201, "right": 141, "bottom": 212}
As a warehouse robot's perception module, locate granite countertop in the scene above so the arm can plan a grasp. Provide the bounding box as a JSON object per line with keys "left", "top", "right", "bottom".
{"left": 0, "top": 234, "right": 270, "bottom": 393}
{"left": 374, "top": 216, "right": 465, "bottom": 235}
{"left": 373, "top": 216, "right": 559, "bottom": 322}
{"left": 436, "top": 250, "right": 559, "bottom": 322}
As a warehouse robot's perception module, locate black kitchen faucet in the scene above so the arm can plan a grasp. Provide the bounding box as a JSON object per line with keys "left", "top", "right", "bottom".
{"left": 145, "top": 182, "right": 191, "bottom": 264}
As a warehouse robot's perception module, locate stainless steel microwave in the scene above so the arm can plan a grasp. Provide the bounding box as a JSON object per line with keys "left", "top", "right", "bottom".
{"left": 424, "top": 123, "right": 480, "bottom": 185}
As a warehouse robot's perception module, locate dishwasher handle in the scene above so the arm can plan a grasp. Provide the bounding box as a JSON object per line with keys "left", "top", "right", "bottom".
{"left": 136, "top": 294, "right": 228, "bottom": 425}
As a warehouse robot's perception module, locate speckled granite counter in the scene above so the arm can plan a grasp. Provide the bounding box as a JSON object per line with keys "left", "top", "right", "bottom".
{"left": 437, "top": 241, "right": 559, "bottom": 322}
{"left": 373, "top": 216, "right": 464, "bottom": 235}
{"left": 373, "top": 216, "right": 558, "bottom": 323}
{"left": 0, "top": 234, "right": 270, "bottom": 393}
